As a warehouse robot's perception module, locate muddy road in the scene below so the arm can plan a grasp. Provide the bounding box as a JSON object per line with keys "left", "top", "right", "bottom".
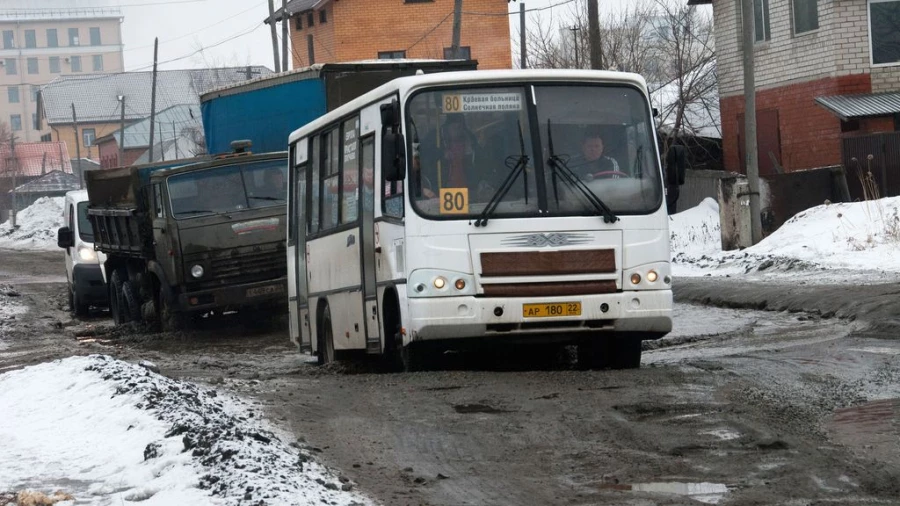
{"left": 2, "top": 248, "right": 899, "bottom": 505}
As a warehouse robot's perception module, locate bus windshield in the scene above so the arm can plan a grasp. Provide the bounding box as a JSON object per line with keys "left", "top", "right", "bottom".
{"left": 407, "top": 83, "right": 662, "bottom": 220}
{"left": 167, "top": 159, "right": 287, "bottom": 219}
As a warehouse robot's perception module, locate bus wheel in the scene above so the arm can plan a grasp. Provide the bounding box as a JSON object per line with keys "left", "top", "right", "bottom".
{"left": 577, "top": 337, "right": 613, "bottom": 370}
{"left": 401, "top": 342, "right": 432, "bottom": 372}
{"left": 318, "top": 305, "right": 336, "bottom": 365}
{"left": 610, "top": 337, "right": 642, "bottom": 369}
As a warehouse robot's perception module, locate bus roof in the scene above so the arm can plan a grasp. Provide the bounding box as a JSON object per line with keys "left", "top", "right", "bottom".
{"left": 287, "top": 69, "right": 649, "bottom": 145}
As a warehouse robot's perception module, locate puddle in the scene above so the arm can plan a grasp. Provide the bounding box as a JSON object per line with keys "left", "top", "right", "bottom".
{"left": 453, "top": 403, "right": 510, "bottom": 414}
{"left": 602, "top": 482, "right": 728, "bottom": 504}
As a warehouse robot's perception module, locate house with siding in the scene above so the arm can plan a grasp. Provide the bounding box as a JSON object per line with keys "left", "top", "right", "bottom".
{"left": 265, "top": 0, "right": 514, "bottom": 70}
{"left": 690, "top": 0, "right": 900, "bottom": 195}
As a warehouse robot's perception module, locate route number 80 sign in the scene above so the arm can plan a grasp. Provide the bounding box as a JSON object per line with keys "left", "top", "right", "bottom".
{"left": 438, "top": 188, "right": 469, "bottom": 215}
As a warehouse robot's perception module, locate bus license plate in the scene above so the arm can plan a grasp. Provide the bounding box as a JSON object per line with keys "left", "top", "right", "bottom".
{"left": 246, "top": 284, "right": 283, "bottom": 297}
{"left": 522, "top": 302, "right": 582, "bottom": 318}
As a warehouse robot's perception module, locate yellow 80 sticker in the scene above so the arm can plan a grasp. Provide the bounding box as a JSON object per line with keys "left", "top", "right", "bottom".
{"left": 439, "top": 188, "right": 469, "bottom": 215}
{"left": 442, "top": 94, "right": 462, "bottom": 113}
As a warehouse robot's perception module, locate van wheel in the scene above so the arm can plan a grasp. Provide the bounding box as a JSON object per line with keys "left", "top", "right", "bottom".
{"left": 121, "top": 280, "right": 142, "bottom": 322}
{"left": 73, "top": 287, "right": 90, "bottom": 318}
{"left": 109, "top": 270, "right": 126, "bottom": 325}
{"left": 317, "top": 305, "right": 336, "bottom": 365}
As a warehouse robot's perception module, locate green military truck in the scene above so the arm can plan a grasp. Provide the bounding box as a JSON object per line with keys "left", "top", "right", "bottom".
{"left": 86, "top": 148, "right": 288, "bottom": 330}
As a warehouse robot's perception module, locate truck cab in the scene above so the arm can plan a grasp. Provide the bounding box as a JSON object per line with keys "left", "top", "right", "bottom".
{"left": 57, "top": 190, "right": 108, "bottom": 317}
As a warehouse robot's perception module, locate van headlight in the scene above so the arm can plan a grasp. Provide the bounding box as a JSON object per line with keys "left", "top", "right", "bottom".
{"left": 77, "top": 245, "right": 97, "bottom": 262}
{"left": 191, "top": 264, "right": 205, "bottom": 278}
{"left": 408, "top": 269, "right": 475, "bottom": 298}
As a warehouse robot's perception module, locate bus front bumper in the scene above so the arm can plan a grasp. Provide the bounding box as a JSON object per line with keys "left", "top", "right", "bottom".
{"left": 406, "top": 290, "right": 673, "bottom": 342}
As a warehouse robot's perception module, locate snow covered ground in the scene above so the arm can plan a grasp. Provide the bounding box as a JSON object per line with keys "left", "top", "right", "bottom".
{"left": 0, "top": 197, "right": 65, "bottom": 251}
{"left": 670, "top": 196, "right": 900, "bottom": 281}
{"left": 0, "top": 355, "right": 372, "bottom": 506}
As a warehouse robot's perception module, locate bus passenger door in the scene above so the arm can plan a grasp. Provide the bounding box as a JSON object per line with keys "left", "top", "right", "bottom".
{"left": 288, "top": 141, "right": 311, "bottom": 351}
{"left": 360, "top": 135, "right": 381, "bottom": 352}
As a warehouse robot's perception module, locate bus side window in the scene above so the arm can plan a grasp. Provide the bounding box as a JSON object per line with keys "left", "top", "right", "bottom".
{"left": 309, "top": 135, "right": 321, "bottom": 234}
{"left": 383, "top": 141, "right": 404, "bottom": 219}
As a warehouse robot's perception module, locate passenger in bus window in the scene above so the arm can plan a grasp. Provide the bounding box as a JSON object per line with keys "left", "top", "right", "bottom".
{"left": 570, "top": 129, "right": 623, "bottom": 180}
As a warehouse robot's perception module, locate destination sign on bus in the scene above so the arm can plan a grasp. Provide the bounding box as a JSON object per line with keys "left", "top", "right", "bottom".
{"left": 443, "top": 93, "right": 523, "bottom": 113}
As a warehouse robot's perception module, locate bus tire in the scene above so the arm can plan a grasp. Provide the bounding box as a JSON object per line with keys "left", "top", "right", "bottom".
{"left": 577, "top": 337, "right": 613, "bottom": 370}
{"left": 401, "top": 342, "right": 432, "bottom": 372}
{"left": 317, "top": 305, "right": 336, "bottom": 365}
{"left": 109, "top": 270, "right": 127, "bottom": 325}
{"left": 121, "top": 280, "right": 142, "bottom": 322}
{"left": 610, "top": 337, "right": 642, "bottom": 369}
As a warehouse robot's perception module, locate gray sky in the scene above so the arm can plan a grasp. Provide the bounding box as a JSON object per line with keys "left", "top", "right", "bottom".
{"left": 15, "top": 0, "right": 648, "bottom": 71}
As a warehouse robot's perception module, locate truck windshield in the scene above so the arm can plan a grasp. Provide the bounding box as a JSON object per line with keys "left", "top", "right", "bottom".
{"left": 407, "top": 83, "right": 661, "bottom": 220}
{"left": 167, "top": 159, "right": 287, "bottom": 219}
{"left": 76, "top": 201, "right": 95, "bottom": 242}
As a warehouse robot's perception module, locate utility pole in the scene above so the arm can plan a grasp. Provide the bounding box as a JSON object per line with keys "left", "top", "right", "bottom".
{"left": 281, "top": 0, "right": 289, "bottom": 71}
{"left": 587, "top": 0, "right": 602, "bottom": 69}
{"left": 148, "top": 38, "right": 159, "bottom": 163}
{"left": 267, "top": 0, "right": 282, "bottom": 73}
{"left": 569, "top": 26, "right": 580, "bottom": 68}
{"left": 118, "top": 95, "right": 125, "bottom": 167}
{"left": 520, "top": 3, "right": 527, "bottom": 69}
{"left": 159, "top": 122, "right": 165, "bottom": 161}
{"left": 451, "top": 0, "right": 463, "bottom": 58}
{"left": 740, "top": 0, "right": 762, "bottom": 244}
{"left": 9, "top": 134, "right": 17, "bottom": 228}
{"left": 72, "top": 103, "right": 82, "bottom": 188}
{"left": 173, "top": 121, "right": 179, "bottom": 159}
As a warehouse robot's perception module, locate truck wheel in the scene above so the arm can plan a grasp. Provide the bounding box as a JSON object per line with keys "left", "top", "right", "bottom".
{"left": 317, "top": 305, "right": 336, "bottom": 365}
{"left": 157, "top": 288, "right": 185, "bottom": 332}
{"left": 121, "top": 280, "right": 142, "bottom": 322}
{"left": 109, "top": 270, "right": 126, "bottom": 325}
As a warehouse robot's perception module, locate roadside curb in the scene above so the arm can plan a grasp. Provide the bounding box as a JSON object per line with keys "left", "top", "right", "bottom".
{"left": 674, "top": 277, "right": 900, "bottom": 335}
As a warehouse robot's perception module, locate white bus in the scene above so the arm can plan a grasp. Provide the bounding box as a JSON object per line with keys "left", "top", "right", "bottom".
{"left": 286, "top": 70, "right": 679, "bottom": 371}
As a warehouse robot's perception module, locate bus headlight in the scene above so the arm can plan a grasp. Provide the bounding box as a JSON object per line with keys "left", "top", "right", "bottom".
{"left": 191, "top": 264, "right": 205, "bottom": 278}
{"left": 408, "top": 270, "right": 475, "bottom": 298}
{"left": 646, "top": 270, "right": 658, "bottom": 282}
{"left": 77, "top": 245, "right": 97, "bottom": 262}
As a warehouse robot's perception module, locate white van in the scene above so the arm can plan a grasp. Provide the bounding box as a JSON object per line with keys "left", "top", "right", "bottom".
{"left": 57, "top": 190, "right": 108, "bottom": 316}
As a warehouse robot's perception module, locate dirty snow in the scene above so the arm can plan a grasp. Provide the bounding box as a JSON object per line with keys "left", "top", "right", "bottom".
{"left": 0, "top": 355, "right": 372, "bottom": 505}
{"left": 671, "top": 196, "right": 900, "bottom": 279}
{"left": 0, "top": 197, "right": 65, "bottom": 251}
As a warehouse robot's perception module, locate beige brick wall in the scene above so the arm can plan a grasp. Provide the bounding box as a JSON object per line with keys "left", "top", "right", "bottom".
{"left": 290, "top": 0, "right": 511, "bottom": 70}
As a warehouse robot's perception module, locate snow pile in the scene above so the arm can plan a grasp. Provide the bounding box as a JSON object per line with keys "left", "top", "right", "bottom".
{"left": 0, "top": 355, "right": 372, "bottom": 506}
{"left": 671, "top": 196, "right": 900, "bottom": 277}
{"left": 0, "top": 197, "right": 65, "bottom": 251}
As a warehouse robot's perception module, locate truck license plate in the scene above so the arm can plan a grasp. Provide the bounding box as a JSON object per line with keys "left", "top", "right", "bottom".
{"left": 246, "top": 284, "right": 283, "bottom": 297}
{"left": 522, "top": 302, "right": 582, "bottom": 318}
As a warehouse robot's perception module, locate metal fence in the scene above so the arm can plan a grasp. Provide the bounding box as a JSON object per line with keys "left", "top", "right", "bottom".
{"left": 842, "top": 132, "right": 900, "bottom": 200}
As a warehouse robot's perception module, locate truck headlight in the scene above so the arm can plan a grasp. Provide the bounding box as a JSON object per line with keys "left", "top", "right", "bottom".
{"left": 77, "top": 245, "right": 97, "bottom": 262}
{"left": 408, "top": 269, "right": 475, "bottom": 298}
{"left": 191, "top": 264, "right": 205, "bottom": 278}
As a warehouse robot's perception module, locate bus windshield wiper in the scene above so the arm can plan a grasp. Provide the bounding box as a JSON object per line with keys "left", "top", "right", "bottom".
{"left": 473, "top": 120, "right": 530, "bottom": 227}
{"left": 545, "top": 119, "right": 618, "bottom": 224}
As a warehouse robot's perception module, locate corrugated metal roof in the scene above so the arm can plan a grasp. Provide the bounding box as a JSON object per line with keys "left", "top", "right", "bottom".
{"left": 40, "top": 67, "right": 272, "bottom": 125}
{"left": 815, "top": 92, "right": 900, "bottom": 121}
{"left": 9, "top": 170, "right": 80, "bottom": 194}
{"left": 0, "top": 141, "right": 72, "bottom": 177}
{"left": 96, "top": 104, "right": 202, "bottom": 149}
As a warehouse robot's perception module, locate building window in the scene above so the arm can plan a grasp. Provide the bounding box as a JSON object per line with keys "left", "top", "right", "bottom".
{"left": 49, "top": 56, "right": 61, "bottom": 73}
{"left": 10, "top": 115, "right": 22, "bottom": 131}
{"left": 4, "top": 59, "right": 16, "bottom": 75}
{"left": 27, "top": 58, "right": 38, "bottom": 75}
{"left": 295, "top": 15, "right": 302, "bottom": 30}
{"left": 32, "top": 113, "right": 39, "bottom": 130}
{"left": 307, "top": 12, "right": 314, "bottom": 27}
{"left": 40, "top": 133, "right": 51, "bottom": 142}
{"left": 2, "top": 30, "right": 14, "bottom": 49}
{"left": 89, "top": 27, "right": 101, "bottom": 46}
{"left": 68, "top": 28, "right": 79, "bottom": 46}
{"left": 47, "top": 29, "right": 58, "bottom": 48}
{"left": 792, "top": 0, "right": 818, "bottom": 34}
{"left": 870, "top": 0, "right": 900, "bottom": 65}
{"left": 70, "top": 55, "right": 82, "bottom": 72}
{"left": 24, "top": 30, "right": 36, "bottom": 48}
{"left": 753, "top": 0, "right": 771, "bottom": 42}
{"left": 378, "top": 50, "right": 407, "bottom": 59}
{"left": 83, "top": 128, "right": 96, "bottom": 147}
{"left": 443, "top": 46, "right": 472, "bottom": 59}
{"left": 8, "top": 86, "right": 19, "bottom": 104}
{"left": 93, "top": 55, "right": 103, "bottom": 71}
{"left": 319, "top": 9, "right": 327, "bottom": 23}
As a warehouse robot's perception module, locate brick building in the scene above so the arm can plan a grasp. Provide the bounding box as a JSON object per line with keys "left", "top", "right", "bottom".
{"left": 690, "top": 0, "right": 900, "bottom": 178}
{"left": 266, "top": 0, "right": 513, "bottom": 70}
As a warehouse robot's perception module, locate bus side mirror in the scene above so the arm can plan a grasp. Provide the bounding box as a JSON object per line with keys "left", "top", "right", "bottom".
{"left": 382, "top": 132, "right": 406, "bottom": 182}
{"left": 380, "top": 99, "right": 401, "bottom": 128}
{"left": 57, "top": 227, "right": 74, "bottom": 249}
{"left": 666, "top": 145, "right": 687, "bottom": 186}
